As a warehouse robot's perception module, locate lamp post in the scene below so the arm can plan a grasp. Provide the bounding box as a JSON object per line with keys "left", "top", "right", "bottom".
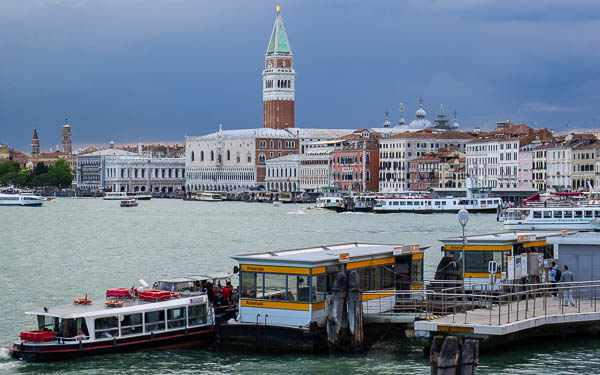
{"left": 458, "top": 209, "right": 469, "bottom": 282}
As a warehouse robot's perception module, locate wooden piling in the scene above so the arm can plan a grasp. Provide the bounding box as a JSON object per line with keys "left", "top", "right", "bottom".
{"left": 327, "top": 271, "right": 348, "bottom": 350}
{"left": 459, "top": 339, "right": 479, "bottom": 375}
{"left": 347, "top": 270, "right": 364, "bottom": 352}
{"left": 430, "top": 336, "right": 445, "bottom": 375}
{"left": 430, "top": 336, "right": 479, "bottom": 375}
{"left": 438, "top": 336, "right": 460, "bottom": 375}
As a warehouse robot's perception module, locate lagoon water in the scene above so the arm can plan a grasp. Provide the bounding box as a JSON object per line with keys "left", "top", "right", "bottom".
{"left": 1, "top": 198, "right": 600, "bottom": 374}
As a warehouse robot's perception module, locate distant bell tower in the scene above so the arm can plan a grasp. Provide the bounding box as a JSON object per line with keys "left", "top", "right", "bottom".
{"left": 62, "top": 118, "right": 72, "bottom": 154}
{"left": 31, "top": 128, "right": 40, "bottom": 156}
{"left": 262, "top": 5, "right": 295, "bottom": 129}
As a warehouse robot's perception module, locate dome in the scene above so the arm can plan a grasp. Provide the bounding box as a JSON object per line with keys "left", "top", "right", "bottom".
{"left": 408, "top": 118, "right": 433, "bottom": 129}
{"left": 416, "top": 107, "right": 426, "bottom": 118}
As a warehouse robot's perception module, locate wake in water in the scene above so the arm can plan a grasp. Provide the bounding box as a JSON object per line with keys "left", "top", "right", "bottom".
{"left": 286, "top": 209, "right": 309, "bottom": 215}
{"left": 0, "top": 347, "right": 10, "bottom": 360}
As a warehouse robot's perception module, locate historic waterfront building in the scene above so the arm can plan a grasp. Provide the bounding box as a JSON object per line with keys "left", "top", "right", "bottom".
{"left": 185, "top": 125, "right": 299, "bottom": 192}
{"left": 104, "top": 156, "right": 185, "bottom": 193}
{"left": 466, "top": 137, "right": 520, "bottom": 189}
{"left": 379, "top": 130, "right": 473, "bottom": 192}
{"left": 263, "top": 6, "right": 295, "bottom": 129}
{"left": 331, "top": 135, "right": 380, "bottom": 193}
{"left": 62, "top": 119, "right": 72, "bottom": 154}
{"left": 299, "top": 147, "right": 334, "bottom": 193}
{"left": 265, "top": 153, "right": 301, "bottom": 192}
{"left": 76, "top": 142, "right": 138, "bottom": 191}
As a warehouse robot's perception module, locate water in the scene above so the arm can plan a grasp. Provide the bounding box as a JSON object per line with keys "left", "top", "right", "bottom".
{"left": 1, "top": 199, "right": 599, "bottom": 374}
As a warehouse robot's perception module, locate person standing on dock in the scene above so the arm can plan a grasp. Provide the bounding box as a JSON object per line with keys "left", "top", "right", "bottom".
{"left": 559, "top": 265, "right": 575, "bottom": 306}
{"left": 550, "top": 261, "right": 561, "bottom": 298}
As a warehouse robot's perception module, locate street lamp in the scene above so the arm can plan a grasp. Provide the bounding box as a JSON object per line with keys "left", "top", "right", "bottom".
{"left": 457, "top": 209, "right": 469, "bottom": 283}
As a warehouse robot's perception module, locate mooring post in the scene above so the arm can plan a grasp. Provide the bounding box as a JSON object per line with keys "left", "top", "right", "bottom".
{"left": 437, "top": 336, "right": 461, "bottom": 375}
{"left": 430, "top": 336, "right": 445, "bottom": 375}
{"left": 347, "top": 270, "right": 364, "bottom": 352}
{"left": 460, "top": 339, "right": 479, "bottom": 375}
{"left": 327, "top": 271, "right": 348, "bottom": 351}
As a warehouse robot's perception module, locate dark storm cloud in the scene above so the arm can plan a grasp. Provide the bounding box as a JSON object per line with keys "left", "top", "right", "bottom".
{"left": 1, "top": 0, "right": 599, "bottom": 151}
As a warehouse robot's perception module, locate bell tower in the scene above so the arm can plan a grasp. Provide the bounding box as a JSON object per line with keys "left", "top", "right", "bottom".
{"left": 262, "top": 5, "right": 295, "bottom": 129}
{"left": 31, "top": 128, "right": 40, "bottom": 156}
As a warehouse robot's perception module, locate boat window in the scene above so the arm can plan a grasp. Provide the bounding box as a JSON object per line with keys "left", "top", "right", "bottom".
{"left": 264, "top": 273, "right": 287, "bottom": 301}
{"left": 465, "top": 251, "right": 504, "bottom": 273}
{"left": 94, "top": 316, "right": 118, "bottom": 339}
{"left": 574, "top": 211, "right": 583, "bottom": 218}
{"left": 311, "top": 274, "right": 326, "bottom": 302}
{"left": 144, "top": 310, "right": 165, "bottom": 332}
{"left": 407, "top": 201, "right": 413, "bottom": 206}
{"left": 442, "top": 201, "right": 446, "bottom": 205}
{"left": 543, "top": 211, "right": 552, "bottom": 218}
{"left": 383, "top": 265, "right": 395, "bottom": 289}
{"left": 487, "top": 200, "right": 494, "bottom": 204}
{"left": 241, "top": 271, "right": 260, "bottom": 298}
{"left": 167, "top": 308, "right": 186, "bottom": 329}
{"left": 121, "top": 313, "right": 143, "bottom": 336}
{"left": 37, "top": 315, "right": 58, "bottom": 332}
{"left": 399, "top": 201, "right": 404, "bottom": 205}
{"left": 564, "top": 211, "right": 573, "bottom": 218}
{"left": 188, "top": 304, "right": 207, "bottom": 326}
{"left": 289, "top": 275, "right": 310, "bottom": 303}
{"left": 412, "top": 258, "right": 424, "bottom": 284}
{"left": 596, "top": 211, "right": 600, "bottom": 218}
{"left": 533, "top": 211, "right": 542, "bottom": 219}
{"left": 554, "top": 211, "right": 563, "bottom": 218}
{"left": 585, "top": 211, "right": 594, "bottom": 218}
{"left": 435, "top": 201, "right": 441, "bottom": 205}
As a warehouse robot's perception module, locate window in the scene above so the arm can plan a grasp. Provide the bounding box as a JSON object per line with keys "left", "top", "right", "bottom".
{"left": 554, "top": 211, "right": 563, "bottom": 219}
{"left": 145, "top": 310, "right": 165, "bottom": 332}
{"left": 259, "top": 153, "right": 266, "bottom": 163}
{"left": 312, "top": 274, "right": 326, "bottom": 302}
{"left": 210, "top": 151, "right": 214, "bottom": 161}
{"left": 200, "top": 151, "right": 204, "bottom": 161}
{"left": 543, "top": 211, "right": 552, "bottom": 219}
{"left": 533, "top": 211, "right": 542, "bottom": 219}
{"left": 94, "top": 316, "right": 118, "bottom": 339}
{"left": 227, "top": 150, "right": 231, "bottom": 161}
{"left": 241, "top": 271, "right": 260, "bottom": 298}
{"left": 270, "top": 140, "right": 274, "bottom": 148}
{"left": 289, "top": 275, "right": 310, "bottom": 302}
{"left": 188, "top": 304, "right": 207, "bottom": 326}
{"left": 121, "top": 313, "right": 143, "bottom": 336}
{"left": 264, "top": 273, "right": 287, "bottom": 301}
{"left": 585, "top": 211, "right": 594, "bottom": 218}
{"left": 563, "top": 211, "right": 573, "bottom": 218}
{"left": 247, "top": 152, "right": 252, "bottom": 163}
{"left": 191, "top": 151, "right": 195, "bottom": 162}
{"left": 167, "top": 307, "right": 186, "bottom": 329}
{"left": 574, "top": 211, "right": 583, "bottom": 218}
{"left": 236, "top": 152, "right": 240, "bottom": 163}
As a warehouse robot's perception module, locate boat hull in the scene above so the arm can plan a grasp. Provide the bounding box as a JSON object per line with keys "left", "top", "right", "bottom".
{"left": 0, "top": 202, "right": 43, "bottom": 207}
{"left": 504, "top": 221, "right": 600, "bottom": 231}
{"left": 10, "top": 326, "right": 215, "bottom": 362}
{"left": 373, "top": 207, "right": 498, "bottom": 214}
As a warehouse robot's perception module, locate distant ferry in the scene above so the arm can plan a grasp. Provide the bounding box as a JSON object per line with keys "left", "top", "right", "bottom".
{"left": 502, "top": 206, "right": 600, "bottom": 231}
{"left": 315, "top": 186, "right": 344, "bottom": 212}
{"left": 103, "top": 192, "right": 128, "bottom": 200}
{"left": 373, "top": 195, "right": 501, "bottom": 213}
{"left": 0, "top": 193, "right": 44, "bottom": 207}
{"left": 195, "top": 192, "right": 223, "bottom": 201}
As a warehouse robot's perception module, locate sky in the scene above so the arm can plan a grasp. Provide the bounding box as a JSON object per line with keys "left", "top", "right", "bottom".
{"left": 1, "top": 0, "right": 600, "bottom": 151}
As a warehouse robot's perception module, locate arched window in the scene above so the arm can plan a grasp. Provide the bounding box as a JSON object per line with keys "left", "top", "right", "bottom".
{"left": 236, "top": 152, "right": 240, "bottom": 163}
{"left": 227, "top": 150, "right": 231, "bottom": 161}
{"left": 247, "top": 152, "right": 252, "bottom": 163}
{"left": 200, "top": 151, "right": 204, "bottom": 161}
{"left": 191, "top": 151, "right": 195, "bottom": 162}
{"left": 270, "top": 140, "right": 274, "bottom": 148}
{"left": 278, "top": 141, "right": 282, "bottom": 148}
{"left": 211, "top": 151, "right": 214, "bottom": 161}
{"left": 259, "top": 153, "right": 266, "bottom": 163}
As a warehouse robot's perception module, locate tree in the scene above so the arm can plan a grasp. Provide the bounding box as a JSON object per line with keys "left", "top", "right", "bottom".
{"left": 0, "top": 160, "right": 20, "bottom": 177}
{"left": 47, "top": 158, "right": 73, "bottom": 188}
{"left": 34, "top": 162, "right": 48, "bottom": 176}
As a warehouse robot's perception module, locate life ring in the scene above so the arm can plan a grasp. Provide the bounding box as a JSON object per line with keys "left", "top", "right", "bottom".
{"left": 170, "top": 292, "right": 180, "bottom": 298}
{"left": 74, "top": 299, "right": 92, "bottom": 304}
{"left": 105, "top": 300, "right": 123, "bottom": 308}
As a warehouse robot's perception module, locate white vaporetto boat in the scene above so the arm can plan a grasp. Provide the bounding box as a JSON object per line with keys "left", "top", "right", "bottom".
{"left": 502, "top": 206, "right": 600, "bottom": 231}
{"left": 103, "top": 192, "right": 128, "bottom": 200}
{"left": 0, "top": 193, "right": 44, "bottom": 207}
{"left": 195, "top": 192, "right": 223, "bottom": 201}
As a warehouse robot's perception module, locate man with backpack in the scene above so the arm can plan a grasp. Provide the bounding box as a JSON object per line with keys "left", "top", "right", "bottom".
{"left": 550, "top": 261, "right": 561, "bottom": 298}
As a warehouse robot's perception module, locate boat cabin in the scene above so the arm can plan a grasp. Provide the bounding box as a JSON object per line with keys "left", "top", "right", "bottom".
{"left": 439, "top": 231, "right": 562, "bottom": 289}
{"left": 231, "top": 243, "right": 425, "bottom": 328}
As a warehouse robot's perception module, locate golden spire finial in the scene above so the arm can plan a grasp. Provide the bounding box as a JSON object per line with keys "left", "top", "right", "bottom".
{"left": 276, "top": 5, "right": 280, "bottom": 13}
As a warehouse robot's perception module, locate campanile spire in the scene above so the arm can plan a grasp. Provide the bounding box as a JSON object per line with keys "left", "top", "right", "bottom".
{"left": 262, "top": 6, "right": 295, "bottom": 129}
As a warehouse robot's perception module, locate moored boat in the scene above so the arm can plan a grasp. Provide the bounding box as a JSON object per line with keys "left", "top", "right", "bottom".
{"left": 9, "top": 288, "right": 214, "bottom": 362}
{"left": 502, "top": 206, "right": 600, "bottom": 231}
{"left": 195, "top": 192, "right": 223, "bottom": 201}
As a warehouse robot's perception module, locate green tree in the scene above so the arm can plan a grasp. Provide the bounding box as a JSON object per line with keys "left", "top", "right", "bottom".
{"left": 47, "top": 158, "right": 73, "bottom": 188}
{"left": 34, "top": 162, "right": 48, "bottom": 176}
{"left": 0, "top": 160, "right": 20, "bottom": 177}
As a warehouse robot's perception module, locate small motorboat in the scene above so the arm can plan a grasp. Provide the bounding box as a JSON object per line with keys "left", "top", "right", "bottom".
{"left": 120, "top": 198, "right": 138, "bottom": 207}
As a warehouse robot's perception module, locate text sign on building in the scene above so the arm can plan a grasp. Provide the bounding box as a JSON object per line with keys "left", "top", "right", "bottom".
{"left": 339, "top": 253, "right": 350, "bottom": 262}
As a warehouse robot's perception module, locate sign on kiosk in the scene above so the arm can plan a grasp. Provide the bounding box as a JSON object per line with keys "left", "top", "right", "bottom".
{"left": 339, "top": 253, "right": 350, "bottom": 262}
{"left": 521, "top": 253, "right": 529, "bottom": 278}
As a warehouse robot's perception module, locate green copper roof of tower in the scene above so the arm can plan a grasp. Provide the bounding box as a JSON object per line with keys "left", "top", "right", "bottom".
{"left": 266, "top": 11, "right": 292, "bottom": 55}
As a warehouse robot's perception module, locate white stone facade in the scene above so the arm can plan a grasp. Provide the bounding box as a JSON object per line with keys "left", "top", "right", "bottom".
{"left": 379, "top": 132, "right": 472, "bottom": 192}
{"left": 76, "top": 146, "right": 138, "bottom": 190}
{"left": 300, "top": 149, "right": 333, "bottom": 192}
{"left": 466, "top": 139, "right": 520, "bottom": 188}
{"left": 265, "top": 154, "right": 301, "bottom": 192}
{"left": 104, "top": 156, "right": 185, "bottom": 193}
{"left": 546, "top": 146, "right": 572, "bottom": 190}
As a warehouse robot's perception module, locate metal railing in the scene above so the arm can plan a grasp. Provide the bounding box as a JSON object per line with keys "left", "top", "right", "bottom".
{"left": 359, "top": 280, "right": 600, "bottom": 326}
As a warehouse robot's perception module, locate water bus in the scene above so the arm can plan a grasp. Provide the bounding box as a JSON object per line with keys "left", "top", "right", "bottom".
{"left": 315, "top": 186, "right": 344, "bottom": 212}
{"left": 502, "top": 206, "right": 600, "bottom": 231}
{"left": 0, "top": 193, "right": 45, "bottom": 207}
{"left": 127, "top": 192, "right": 152, "bottom": 200}
{"left": 103, "top": 192, "right": 128, "bottom": 200}
{"left": 10, "top": 288, "right": 214, "bottom": 361}
{"left": 120, "top": 198, "right": 138, "bottom": 207}
{"left": 436, "top": 231, "right": 560, "bottom": 290}
{"left": 195, "top": 192, "right": 223, "bottom": 202}
{"left": 219, "top": 242, "right": 425, "bottom": 351}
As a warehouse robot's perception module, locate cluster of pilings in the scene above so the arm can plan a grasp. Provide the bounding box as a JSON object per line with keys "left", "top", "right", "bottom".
{"left": 430, "top": 336, "right": 479, "bottom": 375}
{"left": 326, "top": 270, "right": 364, "bottom": 353}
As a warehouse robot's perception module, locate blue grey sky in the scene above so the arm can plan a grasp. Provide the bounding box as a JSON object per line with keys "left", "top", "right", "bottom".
{"left": 1, "top": 0, "right": 599, "bottom": 151}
